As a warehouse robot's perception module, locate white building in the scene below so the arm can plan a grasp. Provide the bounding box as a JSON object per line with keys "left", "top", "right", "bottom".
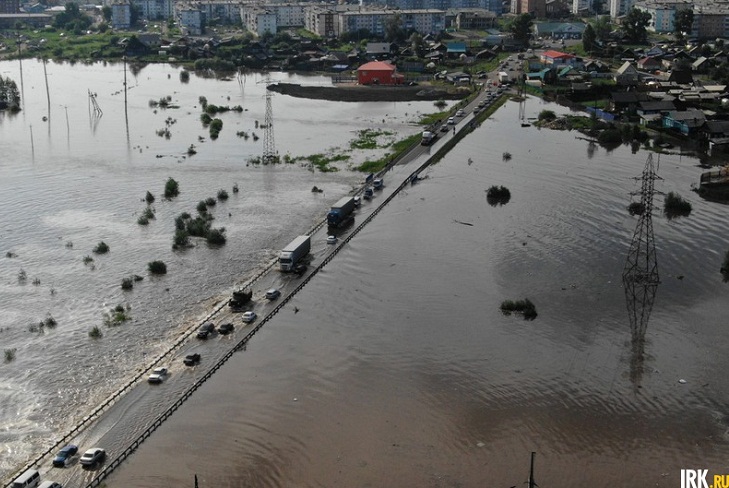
{"left": 198, "top": 0, "right": 243, "bottom": 24}
{"left": 610, "top": 0, "right": 634, "bottom": 18}
{"left": 304, "top": 4, "right": 360, "bottom": 37}
{"left": 243, "top": 7, "right": 277, "bottom": 35}
{"left": 176, "top": 3, "right": 205, "bottom": 35}
{"left": 132, "top": 0, "right": 174, "bottom": 20}
{"left": 339, "top": 9, "right": 445, "bottom": 36}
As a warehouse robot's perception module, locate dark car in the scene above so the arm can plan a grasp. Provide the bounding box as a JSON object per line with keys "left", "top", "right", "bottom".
{"left": 196, "top": 322, "right": 215, "bottom": 339}
{"left": 293, "top": 263, "right": 307, "bottom": 276}
{"left": 218, "top": 323, "right": 234, "bottom": 335}
{"left": 183, "top": 353, "right": 201, "bottom": 366}
{"left": 52, "top": 444, "right": 78, "bottom": 467}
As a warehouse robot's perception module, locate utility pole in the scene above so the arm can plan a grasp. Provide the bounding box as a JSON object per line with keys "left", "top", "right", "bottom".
{"left": 262, "top": 76, "right": 277, "bottom": 164}
{"left": 528, "top": 451, "right": 537, "bottom": 488}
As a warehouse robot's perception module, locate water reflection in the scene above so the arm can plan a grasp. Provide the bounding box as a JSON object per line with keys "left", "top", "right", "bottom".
{"left": 622, "top": 154, "right": 661, "bottom": 388}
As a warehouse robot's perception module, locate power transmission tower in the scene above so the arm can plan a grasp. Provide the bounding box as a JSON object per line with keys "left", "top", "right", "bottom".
{"left": 262, "top": 76, "right": 278, "bottom": 164}
{"left": 622, "top": 153, "right": 662, "bottom": 386}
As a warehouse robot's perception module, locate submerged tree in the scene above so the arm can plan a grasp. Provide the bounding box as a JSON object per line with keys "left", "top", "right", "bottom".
{"left": 0, "top": 75, "right": 21, "bottom": 112}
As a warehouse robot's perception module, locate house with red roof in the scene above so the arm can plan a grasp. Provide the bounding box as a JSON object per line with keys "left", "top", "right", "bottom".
{"left": 540, "top": 50, "right": 578, "bottom": 67}
{"left": 356, "top": 61, "right": 404, "bottom": 85}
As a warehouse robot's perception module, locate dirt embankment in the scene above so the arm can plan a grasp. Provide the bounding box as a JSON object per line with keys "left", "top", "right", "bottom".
{"left": 268, "top": 82, "right": 471, "bottom": 102}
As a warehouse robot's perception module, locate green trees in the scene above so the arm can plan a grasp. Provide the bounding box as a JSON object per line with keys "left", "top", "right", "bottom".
{"left": 0, "top": 75, "right": 21, "bottom": 111}
{"left": 53, "top": 2, "right": 92, "bottom": 32}
{"left": 623, "top": 8, "right": 651, "bottom": 43}
{"left": 582, "top": 23, "right": 597, "bottom": 53}
{"left": 674, "top": 9, "right": 694, "bottom": 41}
{"left": 509, "top": 14, "right": 533, "bottom": 46}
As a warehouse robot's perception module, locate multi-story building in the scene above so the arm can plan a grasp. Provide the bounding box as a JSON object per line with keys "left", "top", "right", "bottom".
{"left": 243, "top": 7, "right": 277, "bottom": 35}
{"left": 111, "top": 0, "right": 132, "bottom": 29}
{"left": 132, "top": 0, "right": 174, "bottom": 21}
{"left": 176, "top": 3, "right": 205, "bottom": 35}
{"left": 379, "top": 0, "right": 501, "bottom": 15}
{"left": 610, "top": 0, "right": 635, "bottom": 18}
{"left": 571, "top": 0, "right": 591, "bottom": 15}
{"left": 0, "top": 0, "right": 20, "bottom": 14}
{"left": 198, "top": 0, "right": 242, "bottom": 24}
{"left": 338, "top": 9, "right": 445, "bottom": 36}
{"left": 692, "top": 6, "right": 729, "bottom": 38}
{"left": 634, "top": 0, "right": 690, "bottom": 32}
{"left": 454, "top": 8, "right": 497, "bottom": 29}
{"left": 521, "top": 0, "right": 546, "bottom": 17}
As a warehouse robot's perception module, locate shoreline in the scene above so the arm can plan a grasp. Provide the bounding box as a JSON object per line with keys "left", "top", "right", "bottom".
{"left": 268, "top": 82, "right": 471, "bottom": 102}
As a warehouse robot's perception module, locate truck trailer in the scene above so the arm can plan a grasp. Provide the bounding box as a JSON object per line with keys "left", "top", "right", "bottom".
{"left": 327, "top": 196, "right": 356, "bottom": 228}
{"left": 279, "top": 235, "right": 311, "bottom": 272}
{"left": 421, "top": 130, "right": 437, "bottom": 145}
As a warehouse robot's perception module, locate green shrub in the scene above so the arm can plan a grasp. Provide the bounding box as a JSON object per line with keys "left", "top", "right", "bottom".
{"left": 173, "top": 229, "right": 191, "bottom": 249}
{"left": 164, "top": 177, "right": 180, "bottom": 199}
{"left": 206, "top": 228, "right": 226, "bottom": 245}
{"left": 104, "top": 303, "right": 131, "bottom": 326}
{"left": 209, "top": 118, "right": 223, "bottom": 139}
{"left": 121, "top": 277, "right": 133, "bottom": 290}
{"left": 4, "top": 348, "right": 16, "bottom": 362}
{"left": 538, "top": 110, "right": 557, "bottom": 121}
{"left": 83, "top": 255, "right": 94, "bottom": 265}
{"left": 664, "top": 192, "right": 692, "bottom": 218}
{"left": 89, "top": 326, "right": 103, "bottom": 338}
{"left": 205, "top": 197, "right": 216, "bottom": 207}
{"left": 44, "top": 315, "right": 57, "bottom": 328}
{"left": 628, "top": 202, "right": 644, "bottom": 216}
{"left": 598, "top": 128, "right": 622, "bottom": 145}
{"left": 143, "top": 207, "right": 155, "bottom": 220}
{"left": 500, "top": 298, "right": 537, "bottom": 320}
{"left": 486, "top": 185, "right": 511, "bottom": 206}
{"left": 137, "top": 215, "right": 150, "bottom": 226}
{"left": 217, "top": 189, "right": 229, "bottom": 201}
{"left": 197, "top": 200, "right": 208, "bottom": 213}
{"left": 200, "top": 113, "right": 212, "bottom": 126}
{"left": 148, "top": 260, "right": 167, "bottom": 274}
{"left": 93, "top": 241, "right": 109, "bottom": 254}
{"left": 186, "top": 215, "right": 212, "bottom": 237}
{"left": 145, "top": 191, "right": 155, "bottom": 204}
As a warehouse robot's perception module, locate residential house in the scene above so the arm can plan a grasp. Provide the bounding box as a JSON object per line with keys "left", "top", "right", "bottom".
{"left": 637, "top": 56, "right": 662, "bottom": 72}
{"left": 540, "top": 49, "right": 577, "bottom": 66}
{"left": 366, "top": 42, "right": 393, "bottom": 59}
{"left": 609, "top": 91, "right": 650, "bottom": 113}
{"left": 615, "top": 61, "right": 640, "bottom": 85}
{"left": 662, "top": 108, "right": 706, "bottom": 135}
{"left": 357, "top": 60, "right": 404, "bottom": 85}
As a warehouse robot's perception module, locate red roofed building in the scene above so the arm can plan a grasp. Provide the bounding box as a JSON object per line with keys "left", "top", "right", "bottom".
{"left": 540, "top": 50, "right": 577, "bottom": 66}
{"left": 357, "top": 61, "right": 404, "bottom": 85}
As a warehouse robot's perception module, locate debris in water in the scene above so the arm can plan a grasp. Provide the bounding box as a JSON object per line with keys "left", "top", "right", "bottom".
{"left": 678, "top": 379, "right": 687, "bottom": 384}
{"left": 453, "top": 220, "right": 473, "bottom": 226}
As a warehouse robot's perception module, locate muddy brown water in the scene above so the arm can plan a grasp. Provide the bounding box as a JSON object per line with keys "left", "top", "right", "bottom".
{"left": 107, "top": 99, "right": 729, "bottom": 487}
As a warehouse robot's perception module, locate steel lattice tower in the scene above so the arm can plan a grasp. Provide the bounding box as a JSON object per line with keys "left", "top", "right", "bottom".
{"left": 623, "top": 154, "right": 661, "bottom": 287}
{"left": 623, "top": 153, "right": 662, "bottom": 387}
{"left": 262, "top": 78, "right": 277, "bottom": 163}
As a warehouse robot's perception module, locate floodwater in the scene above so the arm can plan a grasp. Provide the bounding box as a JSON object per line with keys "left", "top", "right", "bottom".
{"left": 107, "top": 98, "right": 729, "bottom": 487}
{"left": 0, "top": 59, "right": 439, "bottom": 481}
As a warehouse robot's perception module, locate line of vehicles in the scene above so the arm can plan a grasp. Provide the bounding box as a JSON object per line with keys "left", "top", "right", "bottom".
{"left": 11, "top": 445, "right": 107, "bottom": 488}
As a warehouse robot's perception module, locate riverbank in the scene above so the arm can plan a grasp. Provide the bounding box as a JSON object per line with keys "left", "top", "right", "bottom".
{"left": 268, "top": 82, "right": 471, "bottom": 102}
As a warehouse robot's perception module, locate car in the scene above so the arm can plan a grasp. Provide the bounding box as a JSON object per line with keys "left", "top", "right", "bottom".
{"left": 373, "top": 178, "right": 383, "bottom": 189}
{"left": 196, "top": 322, "right": 215, "bottom": 339}
{"left": 363, "top": 187, "right": 374, "bottom": 200}
{"left": 447, "top": 117, "right": 455, "bottom": 125}
{"left": 353, "top": 196, "right": 361, "bottom": 207}
{"left": 52, "top": 444, "right": 78, "bottom": 467}
{"left": 38, "top": 482, "right": 63, "bottom": 488}
{"left": 265, "top": 288, "right": 281, "bottom": 300}
{"left": 218, "top": 322, "right": 234, "bottom": 335}
{"left": 242, "top": 311, "right": 257, "bottom": 323}
{"left": 326, "top": 235, "right": 338, "bottom": 245}
{"left": 147, "top": 367, "right": 168, "bottom": 384}
{"left": 183, "top": 353, "right": 201, "bottom": 366}
{"left": 80, "top": 447, "right": 106, "bottom": 467}
{"left": 456, "top": 110, "right": 465, "bottom": 117}
{"left": 440, "top": 125, "right": 449, "bottom": 133}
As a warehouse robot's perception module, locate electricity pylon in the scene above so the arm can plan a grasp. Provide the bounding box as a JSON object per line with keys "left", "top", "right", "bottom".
{"left": 262, "top": 76, "right": 278, "bottom": 164}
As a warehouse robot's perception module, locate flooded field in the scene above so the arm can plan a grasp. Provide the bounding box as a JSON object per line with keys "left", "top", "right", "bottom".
{"left": 107, "top": 99, "right": 729, "bottom": 487}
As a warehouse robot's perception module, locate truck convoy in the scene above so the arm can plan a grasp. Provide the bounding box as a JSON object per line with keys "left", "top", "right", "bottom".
{"left": 279, "top": 235, "right": 311, "bottom": 272}
{"left": 421, "top": 130, "right": 437, "bottom": 145}
{"left": 327, "top": 196, "right": 356, "bottom": 228}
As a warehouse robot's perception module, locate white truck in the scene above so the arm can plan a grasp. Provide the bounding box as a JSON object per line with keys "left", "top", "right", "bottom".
{"left": 498, "top": 71, "right": 510, "bottom": 84}
{"left": 421, "top": 130, "right": 437, "bottom": 146}
{"left": 279, "top": 235, "right": 311, "bottom": 272}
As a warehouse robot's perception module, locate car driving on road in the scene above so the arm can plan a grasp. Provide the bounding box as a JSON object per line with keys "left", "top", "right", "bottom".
{"left": 80, "top": 447, "right": 106, "bottom": 467}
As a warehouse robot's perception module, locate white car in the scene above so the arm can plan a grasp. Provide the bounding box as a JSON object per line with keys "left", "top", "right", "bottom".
{"left": 456, "top": 109, "right": 465, "bottom": 117}
{"left": 242, "top": 311, "right": 257, "bottom": 323}
{"left": 447, "top": 117, "right": 455, "bottom": 125}
{"left": 148, "top": 367, "right": 168, "bottom": 384}
{"left": 327, "top": 235, "right": 338, "bottom": 245}
{"left": 80, "top": 447, "right": 106, "bottom": 466}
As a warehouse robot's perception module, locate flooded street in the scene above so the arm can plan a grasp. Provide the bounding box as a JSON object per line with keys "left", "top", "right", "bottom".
{"left": 108, "top": 99, "right": 729, "bottom": 487}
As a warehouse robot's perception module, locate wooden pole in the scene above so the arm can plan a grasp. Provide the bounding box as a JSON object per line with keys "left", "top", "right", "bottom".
{"left": 43, "top": 58, "right": 50, "bottom": 122}
{"left": 528, "top": 451, "right": 536, "bottom": 488}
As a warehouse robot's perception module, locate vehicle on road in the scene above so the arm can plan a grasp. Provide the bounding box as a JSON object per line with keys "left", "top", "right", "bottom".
{"left": 456, "top": 109, "right": 465, "bottom": 117}
{"left": 353, "top": 196, "right": 361, "bottom": 207}
{"left": 363, "top": 187, "right": 374, "bottom": 200}
{"left": 52, "top": 444, "right": 78, "bottom": 467}
{"left": 242, "top": 311, "right": 257, "bottom": 323}
{"left": 148, "top": 367, "right": 168, "bottom": 384}
{"left": 183, "top": 353, "right": 201, "bottom": 366}
{"left": 440, "top": 125, "right": 449, "bottom": 132}
{"left": 80, "top": 447, "right": 106, "bottom": 467}
{"left": 327, "top": 196, "right": 356, "bottom": 228}
{"left": 196, "top": 322, "right": 215, "bottom": 339}
{"left": 228, "top": 288, "right": 252, "bottom": 311}
{"left": 265, "top": 288, "right": 281, "bottom": 300}
{"left": 293, "top": 263, "right": 308, "bottom": 275}
{"left": 218, "top": 322, "right": 234, "bottom": 334}
{"left": 373, "top": 178, "right": 383, "bottom": 190}
{"left": 420, "top": 130, "right": 437, "bottom": 145}
{"left": 279, "top": 235, "right": 311, "bottom": 272}
{"left": 38, "top": 482, "right": 63, "bottom": 488}
{"left": 11, "top": 468, "right": 40, "bottom": 488}
{"left": 447, "top": 117, "right": 455, "bottom": 125}
{"left": 327, "top": 235, "right": 338, "bottom": 245}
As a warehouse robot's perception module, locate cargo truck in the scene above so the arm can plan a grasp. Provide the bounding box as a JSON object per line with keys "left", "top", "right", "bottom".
{"left": 421, "top": 130, "right": 437, "bottom": 145}
{"left": 327, "top": 196, "right": 356, "bottom": 228}
{"left": 279, "top": 235, "right": 311, "bottom": 272}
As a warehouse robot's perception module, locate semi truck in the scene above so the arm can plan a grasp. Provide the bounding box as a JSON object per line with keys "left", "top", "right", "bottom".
{"left": 327, "top": 196, "right": 356, "bottom": 228}
{"left": 421, "top": 130, "right": 437, "bottom": 145}
{"left": 279, "top": 235, "right": 311, "bottom": 272}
